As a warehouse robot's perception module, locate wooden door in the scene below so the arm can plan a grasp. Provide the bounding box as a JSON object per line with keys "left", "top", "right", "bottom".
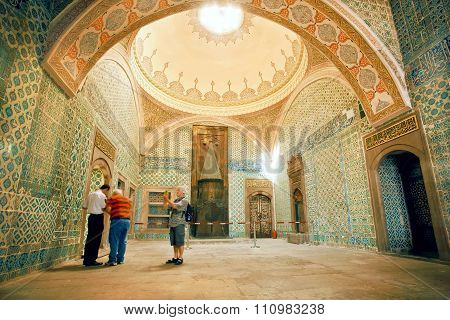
{"left": 249, "top": 194, "right": 272, "bottom": 238}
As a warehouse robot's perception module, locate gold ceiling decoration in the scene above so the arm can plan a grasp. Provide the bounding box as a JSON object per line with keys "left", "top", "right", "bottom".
{"left": 187, "top": 10, "right": 254, "bottom": 46}
{"left": 308, "top": 45, "right": 330, "bottom": 66}
{"left": 142, "top": 91, "right": 189, "bottom": 134}
{"left": 131, "top": 11, "right": 308, "bottom": 115}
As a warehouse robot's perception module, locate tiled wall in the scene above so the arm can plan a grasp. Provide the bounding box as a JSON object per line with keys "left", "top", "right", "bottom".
{"left": 275, "top": 78, "right": 376, "bottom": 246}
{"left": 276, "top": 78, "right": 355, "bottom": 227}
{"left": 80, "top": 61, "right": 140, "bottom": 186}
{"left": 378, "top": 156, "right": 412, "bottom": 251}
{"left": 228, "top": 128, "right": 265, "bottom": 238}
{"left": 410, "top": 76, "right": 449, "bottom": 234}
{"left": 0, "top": 0, "right": 448, "bottom": 282}
{"left": 390, "top": 0, "right": 448, "bottom": 65}
{"left": 0, "top": 1, "right": 72, "bottom": 281}
{"left": 0, "top": 1, "right": 50, "bottom": 194}
{"left": 140, "top": 125, "right": 192, "bottom": 192}
{"left": 137, "top": 126, "right": 266, "bottom": 239}
{"left": 85, "top": 60, "right": 139, "bottom": 150}
{"left": 342, "top": 0, "right": 403, "bottom": 63}
{"left": 302, "top": 125, "right": 375, "bottom": 247}
{"left": 390, "top": 0, "right": 449, "bottom": 236}
{"left": 0, "top": 1, "right": 140, "bottom": 282}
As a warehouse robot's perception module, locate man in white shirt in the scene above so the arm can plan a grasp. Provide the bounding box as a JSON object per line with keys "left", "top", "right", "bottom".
{"left": 82, "top": 184, "right": 110, "bottom": 266}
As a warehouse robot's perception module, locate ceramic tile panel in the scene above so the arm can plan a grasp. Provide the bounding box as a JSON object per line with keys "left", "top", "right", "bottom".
{"left": 412, "top": 76, "right": 450, "bottom": 234}
{"left": 390, "top": 0, "right": 448, "bottom": 65}
{"left": 0, "top": 1, "right": 141, "bottom": 282}
{"left": 342, "top": 0, "right": 403, "bottom": 63}
{"left": 378, "top": 155, "right": 413, "bottom": 250}
{"left": 0, "top": 1, "right": 50, "bottom": 194}
{"left": 140, "top": 125, "right": 192, "bottom": 196}
{"left": 281, "top": 78, "right": 359, "bottom": 158}
{"left": 228, "top": 128, "right": 266, "bottom": 237}
{"left": 85, "top": 60, "right": 139, "bottom": 149}
{"left": 390, "top": 0, "right": 449, "bottom": 236}
{"left": 275, "top": 77, "right": 375, "bottom": 246}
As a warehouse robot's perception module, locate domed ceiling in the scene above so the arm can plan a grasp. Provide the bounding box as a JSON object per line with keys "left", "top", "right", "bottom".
{"left": 130, "top": 9, "right": 308, "bottom": 116}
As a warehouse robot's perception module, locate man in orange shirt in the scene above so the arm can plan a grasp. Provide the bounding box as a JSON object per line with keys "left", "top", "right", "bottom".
{"left": 105, "top": 189, "right": 132, "bottom": 266}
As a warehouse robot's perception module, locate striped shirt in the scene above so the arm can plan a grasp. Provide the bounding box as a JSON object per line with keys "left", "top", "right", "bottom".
{"left": 106, "top": 194, "right": 131, "bottom": 220}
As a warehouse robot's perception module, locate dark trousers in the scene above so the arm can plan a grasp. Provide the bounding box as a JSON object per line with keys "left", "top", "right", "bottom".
{"left": 83, "top": 213, "right": 104, "bottom": 264}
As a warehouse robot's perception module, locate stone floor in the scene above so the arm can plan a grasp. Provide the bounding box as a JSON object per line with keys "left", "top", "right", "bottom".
{"left": 0, "top": 239, "right": 449, "bottom": 300}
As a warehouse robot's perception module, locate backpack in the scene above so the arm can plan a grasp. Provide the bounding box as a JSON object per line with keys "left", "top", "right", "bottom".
{"left": 183, "top": 203, "right": 194, "bottom": 222}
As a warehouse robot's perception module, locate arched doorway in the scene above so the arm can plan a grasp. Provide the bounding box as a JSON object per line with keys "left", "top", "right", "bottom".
{"left": 83, "top": 167, "right": 105, "bottom": 246}
{"left": 249, "top": 194, "right": 272, "bottom": 238}
{"left": 81, "top": 158, "right": 112, "bottom": 254}
{"left": 288, "top": 154, "right": 308, "bottom": 234}
{"left": 378, "top": 151, "right": 438, "bottom": 258}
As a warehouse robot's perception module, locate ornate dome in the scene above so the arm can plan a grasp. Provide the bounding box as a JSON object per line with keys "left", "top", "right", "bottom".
{"left": 130, "top": 9, "right": 308, "bottom": 116}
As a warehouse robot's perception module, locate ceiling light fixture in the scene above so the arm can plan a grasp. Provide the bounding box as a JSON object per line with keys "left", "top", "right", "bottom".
{"left": 198, "top": 3, "right": 244, "bottom": 35}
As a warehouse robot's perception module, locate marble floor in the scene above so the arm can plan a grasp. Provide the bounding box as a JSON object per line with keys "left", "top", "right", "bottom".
{"left": 0, "top": 239, "right": 449, "bottom": 300}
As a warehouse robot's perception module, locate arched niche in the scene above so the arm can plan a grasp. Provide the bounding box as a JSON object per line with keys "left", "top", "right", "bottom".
{"left": 365, "top": 114, "right": 449, "bottom": 260}
{"left": 245, "top": 179, "right": 274, "bottom": 238}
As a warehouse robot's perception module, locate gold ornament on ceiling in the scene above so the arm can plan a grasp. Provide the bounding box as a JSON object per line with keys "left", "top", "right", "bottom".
{"left": 142, "top": 93, "right": 188, "bottom": 133}
{"left": 131, "top": 11, "right": 309, "bottom": 115}
{"left": 187, "top": 9, "right": 254, "bottom": 46}
{"left": 133, "top": 34, "right": 304, "bottom": 107}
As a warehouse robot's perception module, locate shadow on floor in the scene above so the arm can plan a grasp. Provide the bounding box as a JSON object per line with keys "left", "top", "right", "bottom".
{"left": 45, "top": 264, "right": 102, "bottom": 272}
{"left": 145, "top": 264, "right": 178, "bottom": 272}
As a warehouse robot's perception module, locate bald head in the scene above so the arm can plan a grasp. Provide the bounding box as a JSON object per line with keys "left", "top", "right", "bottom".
{"left": 112, "top": 189, "right": 123, "bottom": 195}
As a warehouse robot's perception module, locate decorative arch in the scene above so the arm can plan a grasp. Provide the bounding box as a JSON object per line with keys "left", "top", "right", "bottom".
{"left": 366, "top": 141, "right": 449, "bottom": 260}
{"left": 91, "top": 157, "right": 112, "bottom": 185}
{"left": 80, "top": 156, "right": 113, "bottom": 253}
{"left": 81, "top": 56, "right": 141, "bottom": 149}
{"left": 98, "top": 46, "right": 145, "bottom": 129}
{"left": 44, "top": 0, "right": 410, "bottom": 126}
{"left": 247, "top": 190, "right": 273, "bottom": 200}
{"left": 273, "top": 66, "right": 355, "bottom": 149}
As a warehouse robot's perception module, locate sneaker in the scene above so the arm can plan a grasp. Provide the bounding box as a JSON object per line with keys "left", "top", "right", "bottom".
{"left": 165, "top": 258, "right": 176, "bottom": 264}
{"left": 117, "top": 261, "right": 124, "bottom": 265}
{"left": 174, "top": 258, "right": 183, "bottom": 265}
{"left": 106, "top": 261, "right": 117, "bottom": 266}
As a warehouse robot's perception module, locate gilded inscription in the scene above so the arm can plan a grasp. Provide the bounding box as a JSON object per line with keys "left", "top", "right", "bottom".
{"left": 365, "top": 115, "right": 419, "bottom": 150}
{"left": 246, "top": 179, "right": 272, "bottom": 189}
{"left": 94, "top": 130, "right": 116, "bottom": 160}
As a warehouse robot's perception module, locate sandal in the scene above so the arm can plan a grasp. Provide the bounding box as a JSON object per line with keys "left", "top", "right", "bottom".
{"left": 166, "top": 258, "right": 176, "bottom": 264}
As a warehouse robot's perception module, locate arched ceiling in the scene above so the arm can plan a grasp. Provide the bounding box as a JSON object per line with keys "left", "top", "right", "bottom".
{"left": 131, "top": 10, "right": 308, "bottom": 115}
{"left": 43, "top": 0, "right": 411, "bottom": 126}
{"left": 82, "top": 59, "right": 140, "bottom": 149}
